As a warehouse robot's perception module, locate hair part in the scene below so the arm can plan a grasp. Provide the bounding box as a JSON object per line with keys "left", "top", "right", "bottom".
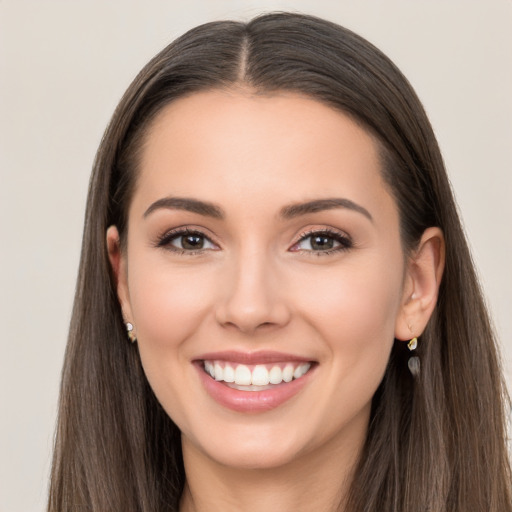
{"left": 49, "top": 12, "right": 511, "bottom": 512}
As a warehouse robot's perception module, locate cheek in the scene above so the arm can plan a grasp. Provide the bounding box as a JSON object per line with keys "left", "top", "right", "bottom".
{"left": 126, "top": 260, "right": 220, "bottom": 427}
{"left": 293, "top": 255, "right": 403, "bottom": 398}
{"left": 128, "top": 260, "right": 215, "bottom": 349}
{"left": 297, "top": 258, "right": 403, "bottom": 344}
{"left": 290, "top": 261, "right": 402, "bottom": 429}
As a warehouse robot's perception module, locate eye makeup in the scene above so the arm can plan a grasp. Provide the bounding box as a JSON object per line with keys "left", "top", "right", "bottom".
{"left": 154, "top": 225, "right": 354, "bottom": 257}
{"left": 290, "top": 228, "right": 354, "bottom": 256}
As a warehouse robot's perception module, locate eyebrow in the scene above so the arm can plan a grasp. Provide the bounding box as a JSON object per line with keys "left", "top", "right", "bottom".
{"left": 143, "top": 197, "right": 224, "bottom": 219}
{"left": 280, "top": 198, "right": 373, "bottom": 222}
{"left": 143, "top": 196, "right": 372, "bottom": 222}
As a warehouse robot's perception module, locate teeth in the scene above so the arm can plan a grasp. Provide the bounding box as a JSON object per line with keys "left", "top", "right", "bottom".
{"left": 283, "top": 365, "right": 294, "bottom": 382}
{"left": 269, "top": 366, "right": 282, "bottom": 384}
{"left": 294, "top": 365, "right": 308, "bottom": 379}
{"left": 234, "top": 364, "right": 252, "bottom": 385}
{"left": 251, "top": 365, "right": 270, "bottom": 386}
{"left": 214, "top": 362, "right": 223, "bottom": 381}
{"left": 223, "top": 364, "right": 235, "bottom": 383}
{"left": 203, "top": 361, "right": 311, "bottom": 387}
{"left": 205, "top": 361, "right": 215, "bottom": 378}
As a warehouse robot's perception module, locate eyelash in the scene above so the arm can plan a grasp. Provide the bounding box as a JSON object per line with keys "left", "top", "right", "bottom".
{"left": 156, "top": 227, "right": 353, "bottom": 256}
{"left": 156, "top": 228, "right": 217, "bottom": 255}
{"left": 290, "top": 228, "right": 353, "bottom": 256}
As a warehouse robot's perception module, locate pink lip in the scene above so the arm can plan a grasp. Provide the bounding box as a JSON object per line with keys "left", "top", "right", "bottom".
{"left": 193, "top": 355, "right": 316, "bottom": 413}
{"left": 195, "top": 350, "right": 312, "bottom": 365}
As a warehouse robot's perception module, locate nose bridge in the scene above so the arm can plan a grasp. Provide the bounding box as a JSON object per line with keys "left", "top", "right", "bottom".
{"left": 216, "top": 242, "right": 289, "bottom": 332}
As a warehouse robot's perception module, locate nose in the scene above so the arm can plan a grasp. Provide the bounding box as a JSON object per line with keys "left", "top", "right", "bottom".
{"left": 215, "top": 247, "right": 291, "bottom": 334}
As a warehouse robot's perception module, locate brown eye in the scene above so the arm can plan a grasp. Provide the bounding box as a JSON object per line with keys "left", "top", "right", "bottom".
{"left": 291, "top": 230, "right": 353, "bottom": 254}
{"left": 310, "top": 235, "right": 335, "bottom": 250}
{"left": 157, "top": 229, "right": 217, "bottom": 252}
{"left": 180, "top": 234, "right": 205, "bottom": 250}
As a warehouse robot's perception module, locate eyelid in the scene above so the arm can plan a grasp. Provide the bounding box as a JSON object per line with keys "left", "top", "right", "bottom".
{"left": 155, "top": 226, "right": 220, "bottom": 252}
{"left": 154, "top": 225, "right": 352, "bottom": 255}
{"left": 289, "top": 227, "right": 353, "bottom": 254}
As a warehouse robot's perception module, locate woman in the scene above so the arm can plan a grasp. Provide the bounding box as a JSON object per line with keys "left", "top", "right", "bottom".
{"left": 48, "top": 12, "right": 512, "bottom": 512}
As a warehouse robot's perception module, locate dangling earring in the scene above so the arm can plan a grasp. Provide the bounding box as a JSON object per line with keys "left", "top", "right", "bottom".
{"left": 126, "top": 322, "right": 137, "bottom": 343}
{"left": 407, "top": 337, "right": 420, "bottom": 376}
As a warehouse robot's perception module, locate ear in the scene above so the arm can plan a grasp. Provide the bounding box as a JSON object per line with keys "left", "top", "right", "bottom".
{"left": 106, "top": 225, "right": 133, "bottom": 324}
{"left": 395, "top": 227, "right": 445, "bottom": 341}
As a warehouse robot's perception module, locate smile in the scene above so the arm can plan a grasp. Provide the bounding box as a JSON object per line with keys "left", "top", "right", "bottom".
{"left": 195, "top": 352, "right": 316, "bottom": 412}
{"left": 203, "top": 361, "right": 312, "bottom": 390}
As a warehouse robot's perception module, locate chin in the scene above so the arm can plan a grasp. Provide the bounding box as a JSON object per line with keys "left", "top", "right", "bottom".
{"left": 182, "top": 417, "right": 325, "bottom": 471}
{"left": 206, "top": 441, "right": 306, "bottom": 470}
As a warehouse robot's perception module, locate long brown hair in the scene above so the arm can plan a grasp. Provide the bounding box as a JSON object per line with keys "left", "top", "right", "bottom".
{"left": 48, "top": 13, "right": 511, "bottom": 511}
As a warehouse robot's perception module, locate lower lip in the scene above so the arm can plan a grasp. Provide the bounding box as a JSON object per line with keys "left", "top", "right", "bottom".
{"left": 195, "top": 363, "right": 314, "bottom": 413}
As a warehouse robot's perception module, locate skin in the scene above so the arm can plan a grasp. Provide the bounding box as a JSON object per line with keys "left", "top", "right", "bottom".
{"left": 108, "top": 89, "right": 444, "bottom": 512}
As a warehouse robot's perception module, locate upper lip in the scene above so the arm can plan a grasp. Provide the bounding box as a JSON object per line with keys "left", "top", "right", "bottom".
{"left": 194, "top": 350, "right": 315, "bottom": 365}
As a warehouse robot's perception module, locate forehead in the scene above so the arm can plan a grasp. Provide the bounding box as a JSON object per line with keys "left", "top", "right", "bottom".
{"left": 133, "top": 89, "right": 395, "bottom": 221}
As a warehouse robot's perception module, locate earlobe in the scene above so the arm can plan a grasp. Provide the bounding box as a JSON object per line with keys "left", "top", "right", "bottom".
{"left": 395, "top": 227, "right": 445, "bottom": 341}
{"left": 106, "top": 225, "right": 133, "bottom": 322}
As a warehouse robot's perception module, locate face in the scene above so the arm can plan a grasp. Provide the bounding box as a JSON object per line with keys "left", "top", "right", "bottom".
{"left": 111, "top": 90, "right": 411, "bottom": 470}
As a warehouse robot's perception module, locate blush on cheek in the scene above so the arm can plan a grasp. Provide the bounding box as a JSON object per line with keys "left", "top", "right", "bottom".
{"left": 129, "top": 265, "right": 215, "bottom": 345}
{"left": 300, "top": 274, "right": 398, "bottom": 372}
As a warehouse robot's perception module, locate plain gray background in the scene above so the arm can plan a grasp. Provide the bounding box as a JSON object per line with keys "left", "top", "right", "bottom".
{"left": 1, "top": 1, "right": 511, "bottom": 511}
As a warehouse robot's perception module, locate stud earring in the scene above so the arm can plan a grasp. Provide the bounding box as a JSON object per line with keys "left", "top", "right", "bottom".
{"left": 126, "top": 322, "right": 137, "bottom": 343}
{"left": 407, "top": 337, "right": 418, "bottom": 351}
{"left": 407, "top": 337, "right": 420, "bottom": 376}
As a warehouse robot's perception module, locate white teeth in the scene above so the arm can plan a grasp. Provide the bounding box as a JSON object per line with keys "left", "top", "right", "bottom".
{"left": 214, "top": 362, "right": 223, "bottom": 381}
{"left": 203, "top": 361, "right": 312, "bottom": 387}
{"left": 293, "top": 364, "right": 306, "bottom": 379}
{"left": 205, "top": 361, "right": 215, "bottom": 378}
{"left": 283, "top": 364, "right": 294, "bottom": 382}
{"left": 223, "top": 364, "right": 235, "bottom": 383}
{"left": 269, "top": 365, "right": 282, "bottom": 384}
{"left": 234, "top": 364, "right": 252, "bottom": 385}
{"left": 251, "top": 365, "right": 270, "bottom": 386}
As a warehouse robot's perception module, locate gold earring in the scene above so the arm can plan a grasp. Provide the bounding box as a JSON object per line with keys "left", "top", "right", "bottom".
{"left": 407, "top": 337, "right": 420, "bottom": 376}
{"left": 126, "top": 322, "right": 137, "bottom": 343}
{"left": 407, "top": 337, "right": 418, "bottom": 351}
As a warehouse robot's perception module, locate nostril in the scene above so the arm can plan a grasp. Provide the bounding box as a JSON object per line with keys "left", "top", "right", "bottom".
{"left": 257, "top": 322, "right": 275, "bottom": 329}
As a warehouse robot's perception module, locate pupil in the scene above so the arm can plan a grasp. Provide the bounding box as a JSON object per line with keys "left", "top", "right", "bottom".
{"left": 182, "top": 234, "right": 203, "bottom": 250}
{"left": 311, "top": 235, "right": 333, "bottom": 250}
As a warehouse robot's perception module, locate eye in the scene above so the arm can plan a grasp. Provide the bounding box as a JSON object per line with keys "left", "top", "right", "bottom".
{"left": 290, "top": 229, "right": 353, "bottom": 254}
{"left": 157, "top": 229, "right": 217, "bottom": 253}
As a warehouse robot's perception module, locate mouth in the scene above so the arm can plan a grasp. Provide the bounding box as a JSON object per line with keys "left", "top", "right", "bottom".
{"left": 202, "top": 360, "right": 312, "bottom": 391}
{"left": 194, "top": 352, "right": 316, "bottom": 412}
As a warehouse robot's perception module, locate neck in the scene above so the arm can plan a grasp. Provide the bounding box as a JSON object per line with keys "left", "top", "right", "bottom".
{"left": 179, "top": 421, "right": 366, "bottom": 512}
